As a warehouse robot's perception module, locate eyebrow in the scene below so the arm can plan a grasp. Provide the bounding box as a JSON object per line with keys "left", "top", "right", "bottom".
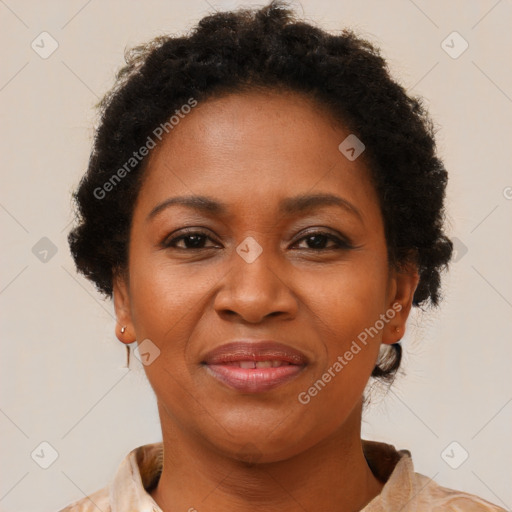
{"left": 147, "top": 193, "right": 363, "bottom": 222}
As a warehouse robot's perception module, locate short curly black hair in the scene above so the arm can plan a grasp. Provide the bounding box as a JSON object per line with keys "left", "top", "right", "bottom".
{"left": 68, "top": 0, "right": 452, "bottom": 380}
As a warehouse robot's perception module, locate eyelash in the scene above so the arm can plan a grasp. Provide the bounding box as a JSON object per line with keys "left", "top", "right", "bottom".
{"left": 162, "top": 229, "right": 354, "bottom": 251}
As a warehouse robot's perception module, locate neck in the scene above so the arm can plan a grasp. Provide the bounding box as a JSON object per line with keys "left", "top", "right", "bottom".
{"left": 150, "top": 402, "right": 383, "bottom": 512}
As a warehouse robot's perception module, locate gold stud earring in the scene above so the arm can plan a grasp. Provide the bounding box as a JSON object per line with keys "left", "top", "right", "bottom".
{"left": 395, "top": 326, "right": 400, "bottom": 333}
{"left": 121, "top": 326, "right": 126, "bottom": 334}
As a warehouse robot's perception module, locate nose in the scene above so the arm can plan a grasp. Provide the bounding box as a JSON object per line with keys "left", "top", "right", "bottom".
{"left": 213, "top": 241, "right": 298, "bottom": 324}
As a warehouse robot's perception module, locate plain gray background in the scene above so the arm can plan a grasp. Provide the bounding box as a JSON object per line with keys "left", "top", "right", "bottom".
{"left": 1, "top": 1, "right": 511, "bottom": 511}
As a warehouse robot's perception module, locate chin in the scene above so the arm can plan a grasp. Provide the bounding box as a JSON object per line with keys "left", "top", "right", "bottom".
{"left": 199, "top": 418, "right": 317, "bottom": 464}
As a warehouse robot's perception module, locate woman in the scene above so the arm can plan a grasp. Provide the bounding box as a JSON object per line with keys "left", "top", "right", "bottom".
{"left": 61, "top": 1, "right": 505, "bottom": 510}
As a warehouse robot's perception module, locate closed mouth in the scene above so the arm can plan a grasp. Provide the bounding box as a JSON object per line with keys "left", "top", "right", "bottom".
{"left": 201, "top": 340, "right": 307, "bottom": 393}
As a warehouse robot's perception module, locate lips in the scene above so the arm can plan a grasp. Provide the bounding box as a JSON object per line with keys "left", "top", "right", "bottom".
{"left": 202, "top": 341, "right": 307, "bottom": 393}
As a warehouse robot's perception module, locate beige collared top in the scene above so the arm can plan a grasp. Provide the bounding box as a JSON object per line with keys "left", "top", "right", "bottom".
{"left": 58, "top": 440, "right": 506, "bottom": 511}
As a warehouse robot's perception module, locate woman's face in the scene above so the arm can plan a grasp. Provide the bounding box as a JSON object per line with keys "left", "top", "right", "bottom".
{"left": 114, "top": 90, "right": 417, "bottom": 462}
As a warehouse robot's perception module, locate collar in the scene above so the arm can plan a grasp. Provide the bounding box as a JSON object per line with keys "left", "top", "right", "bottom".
{"left": 108, "top": 440, "right": 413, "bottom": 512}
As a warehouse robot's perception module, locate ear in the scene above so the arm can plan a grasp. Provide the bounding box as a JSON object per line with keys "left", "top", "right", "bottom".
{"left": 112, "top": 272, "right": 135, "bottom": 344}
{"left": 381, "top": 264, "right": 420, "bottom": 345}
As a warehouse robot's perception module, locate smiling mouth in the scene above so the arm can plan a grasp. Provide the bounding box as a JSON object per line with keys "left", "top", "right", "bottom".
{"left": 201, "top": 341, "right": 307, "bottom": 393}
{"left": 221, "top": 360, "right": 294, "bottom": 368}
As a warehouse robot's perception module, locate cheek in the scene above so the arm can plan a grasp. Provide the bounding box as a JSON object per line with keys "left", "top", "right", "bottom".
{"left": 306, "top": 254, "right": 390, "bottom": 344}
{"left": 298, "top": 254, "right": 388, "bottom": 405}
{"left": 128, "top": 255, "right": 216, "bottom": 340}
{"left": 127, "top": 259, "right": 206, "bottom": 411}
{"left": 126, "top": 253, "right": 229, "bottom": 388}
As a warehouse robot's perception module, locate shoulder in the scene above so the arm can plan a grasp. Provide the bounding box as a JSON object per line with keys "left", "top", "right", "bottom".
{"left": 362, "top": 440, "right": 506, "bottom": 512}
{"left": 57, "top": 486, "right": 110, "bottom": 512}
{"left": 411, "top": 471, "right": 507, "bottom": 512}
{"left": 56, "top": 442, "right": 163, "bottom": 512}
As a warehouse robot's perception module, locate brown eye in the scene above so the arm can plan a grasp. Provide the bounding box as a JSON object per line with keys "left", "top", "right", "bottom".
{"left": 293, "top": 231, "right": 353, "bottom": 251}
{"left": 162, "top": 230, "right": 218, "bottom": 250}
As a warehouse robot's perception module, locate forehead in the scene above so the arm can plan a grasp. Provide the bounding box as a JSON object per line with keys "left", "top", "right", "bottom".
{"left": 135, "top": 90, "right": 380, "bottom": 224}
